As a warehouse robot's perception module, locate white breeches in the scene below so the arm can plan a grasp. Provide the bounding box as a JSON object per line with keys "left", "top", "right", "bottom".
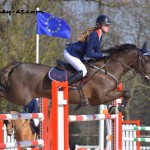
{"left": 64, "top": 49, "right": 87, "bottom": 77}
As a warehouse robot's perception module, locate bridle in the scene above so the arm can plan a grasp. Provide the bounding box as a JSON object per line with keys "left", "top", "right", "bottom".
{"left": 7, "top": 120, "right": 14, "bottom": 135}
{"left": 7, "top": 119, "right": 29, "bottom": 137}
{"left": 14, "top": 120, "right": 29, "bottom": 136}
{"left": 110, "top": 52, "right": 149, "bottom": 82}
{"left": 137, "top": 55, "right": 150, "bottom": 82}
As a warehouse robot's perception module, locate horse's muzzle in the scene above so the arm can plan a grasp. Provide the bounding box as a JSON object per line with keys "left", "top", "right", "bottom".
{"left": 7, "top": 132, "right": 12, "bottom": 136}
{"left": 7, "top": 129, "right": 13, "bottom": 136}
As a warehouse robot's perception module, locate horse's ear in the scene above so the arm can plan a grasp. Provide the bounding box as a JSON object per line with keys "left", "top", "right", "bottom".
{"left": 141, "top": 42, "right": 148, "bottom": 54}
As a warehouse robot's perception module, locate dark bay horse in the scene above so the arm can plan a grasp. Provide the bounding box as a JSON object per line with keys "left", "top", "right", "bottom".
{"left": 0, "top": 44, "right": 150, "bottom": 111}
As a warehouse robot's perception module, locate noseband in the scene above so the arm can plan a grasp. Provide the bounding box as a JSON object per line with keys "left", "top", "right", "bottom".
{"left": 137, "top": 55, "right": 150, "bottom": 81}
{"left": 7, "top": 120, "right": 14, "bottom": 135}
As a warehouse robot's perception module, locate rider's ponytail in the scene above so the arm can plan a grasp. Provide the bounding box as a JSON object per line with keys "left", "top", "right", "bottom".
{"left": 78, "top": 27, "right": 97, "bottom": 42}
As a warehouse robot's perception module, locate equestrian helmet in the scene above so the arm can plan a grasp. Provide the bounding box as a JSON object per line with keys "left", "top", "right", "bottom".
{"left": 96, "top": 15, "right": 111, "bottom": 25}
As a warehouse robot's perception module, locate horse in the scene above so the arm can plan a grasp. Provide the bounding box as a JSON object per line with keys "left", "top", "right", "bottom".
{"left": 0, "top": 43, "right": 149, "bottom": 112}
{"left": 6, "top": 111, "right": 36, "bottom": 150}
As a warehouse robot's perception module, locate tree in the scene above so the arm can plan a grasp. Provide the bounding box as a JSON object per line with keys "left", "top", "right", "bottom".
{"left": 0, "top": 0, "right": 70, "bottom": 110}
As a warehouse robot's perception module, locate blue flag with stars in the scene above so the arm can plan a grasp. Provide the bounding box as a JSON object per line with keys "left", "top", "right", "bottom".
{"left": 36, "top": 12, "right": 71, "bottom": 39}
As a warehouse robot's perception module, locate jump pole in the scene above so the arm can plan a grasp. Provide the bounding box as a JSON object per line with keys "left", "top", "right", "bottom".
{"left": 99, "top": 105, "right": 114, "bottom": 150}
{"left": 99, "top": 105, "right": 122, "bottom": 150}
{"left": 122, "top": 120, "right": 140, "bottom": 150}
{"left": 112, "top": 83, "right": 123, "bottom": 150}
{"left": 0, "top": 113, "right": 44, "bottom": 149}
{"left": 99, "top": 105, "right": 109, "bottom": 150}
{"left": 51, "top": 81, "right": 69, "bottom": 150}
{"left": 0, "top": 121, "right": 3, "bottom": 143}
{"left": 39, "top": 97, "right": 50, "bottom": 150}
{"left": 0, "top": 98, "right": 49, "bottom": 150}
{"left": 50, "top": 81, "right": 123, "bottom": 150}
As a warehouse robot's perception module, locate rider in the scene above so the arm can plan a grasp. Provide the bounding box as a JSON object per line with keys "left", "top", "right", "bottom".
{"left": 22, "top": 99, "right": 39, "bottom": 134}
{"left": 64, "top": 15, "right": 111, "bottom": 86}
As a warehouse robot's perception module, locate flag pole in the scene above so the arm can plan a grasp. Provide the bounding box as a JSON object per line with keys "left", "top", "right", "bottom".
{"left": 36, "top": 7, "right": 40, "bottom": 64}
{"left": 36, "top": 8, "right": 40, "bottom": 108}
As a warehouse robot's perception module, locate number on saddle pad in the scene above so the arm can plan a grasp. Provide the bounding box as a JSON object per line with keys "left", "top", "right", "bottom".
{"left": 48, "top": 67, "right": 69, "bottom": 82}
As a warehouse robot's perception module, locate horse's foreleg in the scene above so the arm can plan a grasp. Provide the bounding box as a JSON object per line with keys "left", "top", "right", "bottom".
{"left": 91, "top": 89, "right": 131, "bottom": 114}
{"left": 107, "top": 90, "right": 131, "bottom": 114}
{"left": 117, "top": 90, "right": 131, "bottom": 113}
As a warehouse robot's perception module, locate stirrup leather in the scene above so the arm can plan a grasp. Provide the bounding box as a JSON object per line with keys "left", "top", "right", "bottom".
{"left": 74, "top": 87, "right": 89, "bottom": 110}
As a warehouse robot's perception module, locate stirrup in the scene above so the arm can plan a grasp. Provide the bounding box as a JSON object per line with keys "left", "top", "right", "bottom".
{"left": 74, "top": 96, "right": 89, "bottom": 110}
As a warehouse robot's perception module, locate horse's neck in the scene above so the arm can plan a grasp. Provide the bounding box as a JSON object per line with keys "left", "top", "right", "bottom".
{"left": 93, "top": 55, "right": 137, "bottom": 80}
{"left": 114, "top": 52, "right": 137, "bottom": 67}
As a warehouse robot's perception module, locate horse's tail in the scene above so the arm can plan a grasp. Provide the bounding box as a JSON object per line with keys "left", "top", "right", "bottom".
{"left": 0, "top": 62, "right": 22, "bottom": 91}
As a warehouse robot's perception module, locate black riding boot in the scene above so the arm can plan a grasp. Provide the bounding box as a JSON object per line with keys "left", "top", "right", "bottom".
{"left": 68, "top": 70, "right": 83, "bottom": 86}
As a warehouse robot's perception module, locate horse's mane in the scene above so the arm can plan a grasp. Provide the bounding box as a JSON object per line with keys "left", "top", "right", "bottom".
{"left": 102, "top": 44, "right": 137, "bottom": 55}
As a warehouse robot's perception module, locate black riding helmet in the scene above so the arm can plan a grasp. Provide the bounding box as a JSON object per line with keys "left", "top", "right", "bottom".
{"left": 96, "top": 15, "right": 111, "bottom": 26}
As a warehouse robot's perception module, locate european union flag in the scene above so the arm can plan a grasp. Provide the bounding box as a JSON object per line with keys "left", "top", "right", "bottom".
{"left": 36, "top": 12, "right": 71, "bottom": 39}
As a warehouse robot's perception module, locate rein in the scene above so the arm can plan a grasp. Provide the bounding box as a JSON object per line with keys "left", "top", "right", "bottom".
{"left": 13, "top": 119, "right": 29, "bottom": 136}
{"left": 85, "top": 59, "right": 118, "bottom": 86}
{"left": 108, "top": 53, "right": 148, "bottom": 83}
{"left": 89, "top": 60, "right": 119, "bottom": 85}
{"left": 109, "top": 57, "right": 138, "bottom": 83}
{"left": 87, "top": 52, "right": 145, "bottom": 84}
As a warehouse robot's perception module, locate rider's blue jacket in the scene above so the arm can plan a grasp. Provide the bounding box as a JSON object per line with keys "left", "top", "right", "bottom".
{"left": 22, "top": 99, "right": 38, "bottom": 113}
{"left": 66, "top": 30, "right": 103, "bottom": 61}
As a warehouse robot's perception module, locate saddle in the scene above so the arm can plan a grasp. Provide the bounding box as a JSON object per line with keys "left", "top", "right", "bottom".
{"left": 56, "top": 60, "right": 73, "bottom": 70}
{"left": 48, "top": 59, "right": 95, "bottom": 109}
{"left": 49, "top": 60, "right": 86, "bottom": 84}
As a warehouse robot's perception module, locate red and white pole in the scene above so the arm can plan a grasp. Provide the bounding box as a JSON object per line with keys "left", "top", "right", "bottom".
{"left": 51, "top": 81, "right": 69, "bottom": 150}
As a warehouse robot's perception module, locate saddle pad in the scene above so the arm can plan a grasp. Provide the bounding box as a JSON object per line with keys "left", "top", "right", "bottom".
{"left": 48, "top": 67, "right": 68, "bottom": 82}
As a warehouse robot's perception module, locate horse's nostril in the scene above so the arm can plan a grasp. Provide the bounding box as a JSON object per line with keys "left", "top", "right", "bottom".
{"left": 7, "top": 133, "right": 12, "bottom": 136}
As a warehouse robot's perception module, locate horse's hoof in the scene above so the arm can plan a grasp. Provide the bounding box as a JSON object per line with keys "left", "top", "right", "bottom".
{"left": 118, "top": 105, "right": 125, "bottom": 113}
{"left": 74, "top": 97, "right": 89, "bottom": 110}
{"left": 81, "top": 97, "right": 89, "bottom": 106}
{"left": 74, "top": 102, "right": 89, "bottom": 111}
{"left": 108, "top": 106, "right": 119, "bottom": 114}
